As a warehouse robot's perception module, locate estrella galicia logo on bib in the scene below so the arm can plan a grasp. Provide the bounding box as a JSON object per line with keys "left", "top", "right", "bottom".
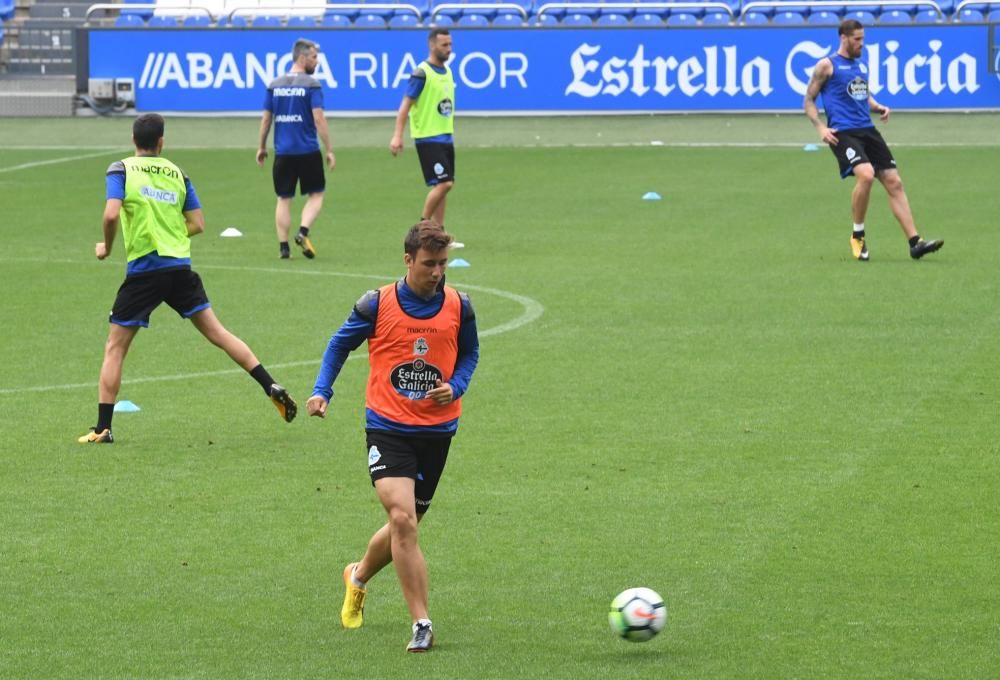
{"left": 368, "top": 445, "right": 381, "bottom": 465}
{"left": 438, "top": 98, "right": 453, "bottom": 117}
{"left": 391, "top": 358, "right": 443, "bottom": 399}
{"left": 847, "top": 77, "right": 868, "bottom": 101}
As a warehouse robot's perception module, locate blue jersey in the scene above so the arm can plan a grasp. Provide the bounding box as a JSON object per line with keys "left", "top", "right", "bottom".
{"left": 820, "top": 54, "right": 874, "bottom": 131}
{"left": 264, "top": 73, "right": 324, "bottom": 155}
{"left": 311, "top": 277, "right": 479, "bottom": 435}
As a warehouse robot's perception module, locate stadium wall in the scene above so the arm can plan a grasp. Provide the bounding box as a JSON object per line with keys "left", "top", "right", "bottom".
{"left": 78, "top": 26, "right": 1000, "bottom": 113}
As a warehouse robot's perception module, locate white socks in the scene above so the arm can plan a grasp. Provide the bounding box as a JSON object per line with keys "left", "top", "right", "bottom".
{"left": 350, "top": 566, "right": 366, "bottom": 589}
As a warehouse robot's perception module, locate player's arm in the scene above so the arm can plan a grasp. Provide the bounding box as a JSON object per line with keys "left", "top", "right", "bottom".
{"left": 182, "top": 176, "right": 204, "bottom": 236}
{"left": 313, "top": 108, "right": 336, "bottom": 171}
{"left": 869, "top": 95, "right": 890, "bottom": 122}
{"left": 307, "top": 292, "right": 379, "bottom": 417}
{"left": 390, "top": 67, "right": 424, "bottom": 156}
{"left": 97, "top": 199, "right": 121, "bottom": 260}
{"left": 804, "top": 59, "right": 838, "bottom": 145}
{"left": 428, "top": 294, "right": 480, "bottom": 405}
{"left": 256, "top": 109, "right": 272, "bottom": 166}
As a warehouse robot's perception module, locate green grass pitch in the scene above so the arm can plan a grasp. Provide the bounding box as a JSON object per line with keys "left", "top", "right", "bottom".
{"left": 1, "top": 114, "right": 998, "bottom": 679}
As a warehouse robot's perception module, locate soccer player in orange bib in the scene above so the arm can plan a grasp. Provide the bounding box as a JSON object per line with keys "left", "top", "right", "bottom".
{"left": 307, "top": 221, "right": 479, "bottom": 652}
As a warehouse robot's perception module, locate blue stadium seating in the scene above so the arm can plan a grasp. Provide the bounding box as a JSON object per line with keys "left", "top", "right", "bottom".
{"left": 217, "top": 15, "right": 249, "bottom": 26}
{"left": 807, "top": 9, "right": 840, "bottom": 23}
{"left": 457, "top": 11, "right": 490, "bottom": 24}
{"left": 665, "top": 10, "right": 697, "bottom": 22}
{"left": 387, "top": 12, "right": 419, "bottom": 25}
{"left": 287, "top": 15, "right": 318, "bottom": 25}
{"left": 114, "top": 13, "right": 146, "bottom": 26}
{"left": 183, "top": 14, "right": 212, "bottom": 25}
{"left": 120, "top": 0, "right": 153, "bottom": 19}
{"left": 1, "top": 0, "right": 15, "bottom": 20}
{"left": 701, "top": 10, "right": 732, "bottom": 23}
{"left": 252, "top": 14, "right": 283, "bottom": 25}
{"left": 957, "top": 7, "right": 984, "bottom": 18}
{"left": 599, "top": 4, "right": 635, "bottom": 18}
{"left": 148, "top": 14, "right": 179, "bottom": 25}
{"left": 772, "top": 10, "right": 804, "bottom": 22}
{"left": 492, "top": 11, "right": 525, "bottom": 24}
{"left": 320, "top": 12, "right": 352, "bottom": 25}
{"left": 355, "top": 12, "right": 388, "bottom": 25}
{"left": 431, "top": 13, "right": 454, "bottom": 24}
{"left": 630, "top": 11, "right": 663, "bottom": 23}
{"left": 532, "top": 11, "right": 558, "bottom": 23}
{"left": 740, "top": 10, "right": 769, "bottom": 22}
{"left": 913, "top": 8, "right": 940, "bottom": 20}
{"left": 842, "top": 9, "right": 876, "bottom": 21}
{"left": 561, "top": 11, "right": 593, "bottom": 23}
{"left": 989, "top": 7, "right": 1000, "bottom": 20}
{"left": 596, "top": 11, "right": 629, "bottom": 23}
{"left": 879, "top": 8, "right": 911, "bottom": 21}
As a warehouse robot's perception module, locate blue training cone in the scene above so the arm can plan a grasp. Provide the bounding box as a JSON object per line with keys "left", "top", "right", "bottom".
{"left": 803, "top": 143, "right": 820, "bottom": 152}
{"left": 449, "top": 258, "right": 471, "bottom": 268}
{"left": 642, "top": 191, "right": 662, "bottom": 200}
{"left": 114, "top": 400, "right": 141, "bottom": 413}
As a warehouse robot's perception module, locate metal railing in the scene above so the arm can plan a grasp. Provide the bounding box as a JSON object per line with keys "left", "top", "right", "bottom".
{"left": 535, "top": 1, "right": 736, "bottom": 18}
{"left": 429, "top": 2, "right": 529, "bottom": 20}
{"left": 85, "top": 3, "right": 214, "bottom": 21}
{"left": 740, "top": 0, "right": 945, "bottom": 16}
{"left": 228, "top": 2, "right": 423, "bottom": 19}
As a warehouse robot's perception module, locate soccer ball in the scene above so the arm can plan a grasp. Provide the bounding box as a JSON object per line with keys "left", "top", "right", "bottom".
{"left": 608, "top": 587, "right": 667, "bottom": 642}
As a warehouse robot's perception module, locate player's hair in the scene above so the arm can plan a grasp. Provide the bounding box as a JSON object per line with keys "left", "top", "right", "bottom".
{"left": 405, "top": 220, "right": 453, "bottom": 256}
{"left": 293, "top": 38, "right": 319, "bottom": 61}
{"left": 838, "top": 18, "right": 863, "bottom": 35}
{"left": 428, "top": 27, "right": 450, "bottom": 42}
{"left": 133, "top": 113, "right": 164, "bottom": 151}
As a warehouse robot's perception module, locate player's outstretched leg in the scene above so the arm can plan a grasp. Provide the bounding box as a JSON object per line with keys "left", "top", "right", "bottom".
{"left": 910, "top": 238, "right": 944, "bottom": 260}
{"left": 269, "top": 384, "right": 297, "bottom": 422}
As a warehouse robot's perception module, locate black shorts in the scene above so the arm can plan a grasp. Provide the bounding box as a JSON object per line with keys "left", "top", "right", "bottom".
{"left": 109, "top": 267, "right": 210, "bottom": 328}
{"left": 272, "top": 151, "right": 325, "bottom": 197}
{"left": 366, "top": 431, "right": 452, "bottom": 514}
{"left": 415, "top": 142, "right": 455, "bottom": 187}
{"left": 829, "top": 127, "right": 897, "bottom": 178}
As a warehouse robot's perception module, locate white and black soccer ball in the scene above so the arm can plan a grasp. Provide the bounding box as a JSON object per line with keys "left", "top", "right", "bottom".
{"left": 608, "top": 587, "right": 667, "bottom": 642}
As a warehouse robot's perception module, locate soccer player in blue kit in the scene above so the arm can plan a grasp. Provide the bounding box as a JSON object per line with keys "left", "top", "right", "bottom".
{"left": 804, "top": 20, "right": 943, "bottom": 262}
{"left": 257, "top": 38, "right": 335, "bottom": 260}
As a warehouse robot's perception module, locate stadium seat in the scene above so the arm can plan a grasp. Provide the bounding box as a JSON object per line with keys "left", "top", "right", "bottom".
{"left": 599, "top": 4, "right": 636, "bottom": 18}
{"left": 665, "top": 11, "right": 697, "bottom": 23}
{"left": 842, "top": 9, "right": 876, "bottom": 21}
{"left": 252, "top": 14, "right": 282, "bottom": 25}
{"left": 457, "top": 12, "right": 489, "bottom": 24}
{"left": 561, "top": 12, "right": 593, "bottom": 23}
{"left": 701, "top": 10, "right": 732, "bottom": 23}
{"left": 957, "top": 7, "right": 984, "bottom": 19}
{"left": 182, "top": 13, "right": 212, "bottom": 24}
{"left": 740, "top": 10, "right": 768, "bottom": 23}
{"left": 1, "top": 0, "right": 15, "bottom": 21}
{"left": 630, "top": 11, "right": 663, "bottom": 23}
{"left": 387, "top": 13, "right": 419, "bottom": 26}
{"left": 430, "top": 13, "right": 454, "bottom": 24}
{"left": 148, "top": 14, "right": 180, "bottom": 25}
{"left": 989, "top": 8, "right": 1000, "bottom": 20}
{"left": 772, "top": 10, "right": 804, "bottom": 22}
{"left": 912, "top": 8, "right": 940, "bottom": 21}
{"left": 354, "top": 12, "right": 388, "bottom": 26}
{"left": 114, "top": 12, "right": 146, "bottom": 25}
{"left": 119, "top": 0, "right": 154, "bottom": 19}
{"left": 532, "top": 11, "right": 559, "bottom": 23}
{"left": 807, "top": 9, "right": 840, "bottom": 23}
{"left": 492, "top": 11, "right": 524, "bottom": 24}
{"left": 320, "top": 12, "right": 351, "bottom": 25}
{"left": 216, "top": 14, "right": 249, "bottom": 24}
{"left": 879, "top": 8, "right": 911, "bottom": 22}
{"left": 286, "top": 14, "right": 317, "bottom": 25}
{"left": 596, "top": 11, "right": 629, "bottom": 23}
{"left": 565, "top": 0, "right": 602, "bottom": 17}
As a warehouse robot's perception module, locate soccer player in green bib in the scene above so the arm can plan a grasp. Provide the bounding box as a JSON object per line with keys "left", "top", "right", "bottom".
{"left": 390, "top": 29, "right": 456, "bottom": 230}
{"left": 79, "top": 114, "right": 297, "bottom": 444}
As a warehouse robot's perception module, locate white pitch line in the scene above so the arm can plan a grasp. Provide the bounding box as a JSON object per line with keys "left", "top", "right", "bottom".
{"left": 0, "top": 149, "right": 124, "bottom": 174}
{"left": 0, "top": 261, "right": 544, "bottom": 395}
